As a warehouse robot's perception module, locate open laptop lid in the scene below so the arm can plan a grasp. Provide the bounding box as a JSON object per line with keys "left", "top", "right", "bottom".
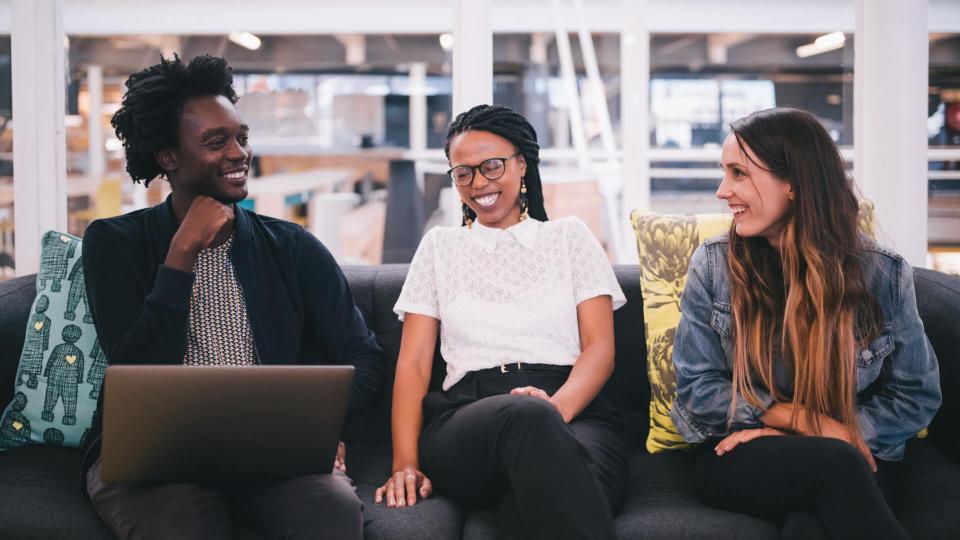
{"left": 100, "top": 365, "right": 353, "bottom": 485}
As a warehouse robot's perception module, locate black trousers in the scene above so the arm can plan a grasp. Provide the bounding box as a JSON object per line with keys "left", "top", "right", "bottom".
{"left": 695, "top": 434, "right": 909, "bottom": 540}
{"left": 86, "top": 457, "right": 362, "bottom": 540}
{"left": 419, "top": 365, "right": 628, "bottom": 540}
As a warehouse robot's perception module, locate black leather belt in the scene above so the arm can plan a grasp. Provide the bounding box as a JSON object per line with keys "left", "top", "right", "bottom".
{"left": 471, "top": 363, "right": 573, "bottom": 377}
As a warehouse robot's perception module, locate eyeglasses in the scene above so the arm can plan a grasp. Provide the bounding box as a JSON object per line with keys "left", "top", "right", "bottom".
{"left": 447, "top": 152, "right": 521, "bottom": 187}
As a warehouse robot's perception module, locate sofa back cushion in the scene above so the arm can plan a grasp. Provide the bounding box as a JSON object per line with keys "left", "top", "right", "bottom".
{"left": 1, "top": 258, "right": 953, "bottom": 460}
{"left": 340, "top": 264, "right": 651, "bottom": 449}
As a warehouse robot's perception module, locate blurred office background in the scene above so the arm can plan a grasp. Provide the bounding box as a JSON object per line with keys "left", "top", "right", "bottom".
{"left": 2, "top": 0, "right": 958, "bottom": 280}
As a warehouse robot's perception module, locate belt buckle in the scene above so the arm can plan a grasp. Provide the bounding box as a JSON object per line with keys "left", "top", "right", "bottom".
{"left": 500, "top": 361, "right": 522, "bottom": 374}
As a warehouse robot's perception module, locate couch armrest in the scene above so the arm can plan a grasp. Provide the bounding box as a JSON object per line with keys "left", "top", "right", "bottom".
{"left": 0, "top": 274, "right": 37, "bottom": 407}
{"left": 914, "top": 267, "right": 960, "bottom": 464}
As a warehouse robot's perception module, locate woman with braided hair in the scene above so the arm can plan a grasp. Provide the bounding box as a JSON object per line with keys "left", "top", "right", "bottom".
{"left": 374, "top": 104, "right": 627, "bottom": 539}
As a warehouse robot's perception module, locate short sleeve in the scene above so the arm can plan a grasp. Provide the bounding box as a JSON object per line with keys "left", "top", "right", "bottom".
{"left": 393, "top": 228, "right": 440, "bottom": 321}
{"left": 565, "top": 217, "right": 626, "bottom": 310}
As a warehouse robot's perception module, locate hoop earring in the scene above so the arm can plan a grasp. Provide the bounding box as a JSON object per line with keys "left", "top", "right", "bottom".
{"left": 519, "top": 177, "right": 529, "bottom": 221}
{"left": 462, "top": 203, "right": 474, "bottom": 229}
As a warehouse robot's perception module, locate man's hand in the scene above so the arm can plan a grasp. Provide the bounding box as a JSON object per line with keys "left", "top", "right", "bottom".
{"left": 165, "top": 196, "right": 235, "bottom": 271}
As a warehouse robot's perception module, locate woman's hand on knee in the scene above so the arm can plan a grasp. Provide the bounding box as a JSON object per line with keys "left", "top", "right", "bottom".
{"left": 510, "top": 386, "right": 555, "bottom": 409}
{"left": 714, "top": 428, "right": 784, "bottom": 456}
{"left": 510, "top": 386, "right": 551, "bottom": 401}
{"left": 374, "top": 468, "right": 433, "bottom": 508}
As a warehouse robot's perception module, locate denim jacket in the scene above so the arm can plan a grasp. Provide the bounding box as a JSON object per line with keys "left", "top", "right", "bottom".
{"left": 669, "top": 235, "right": 942, "bottom": 461}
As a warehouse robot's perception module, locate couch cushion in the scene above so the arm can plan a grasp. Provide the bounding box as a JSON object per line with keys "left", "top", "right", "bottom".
{"left": 893, "top": 438, "right": 960, "bottom": 539}
{"left": 1, "top": 232, "right": 103, "bottom": 450}
{"left": 342, "top": 265, "right": 450, "bottom": 446}
{"left": 629, "top": 211, "right": 731, "bottom": 454}
{"left": 348, "top": 442, "right": 463, "bottom": 540}
{"left": 0, "top": 442, "right": 465, "bottom": 540}
{"left": 616, "top": 450, "right": 777, "bottom": 539}
{"left": 459, "top": 450, "right": 779, "bottom": 539}
{"left": 0, "top": 446, "right": 113, "bottom": 539}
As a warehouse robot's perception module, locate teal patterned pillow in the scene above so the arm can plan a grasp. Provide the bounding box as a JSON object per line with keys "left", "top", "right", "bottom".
{"left": 0, "top": 231, "right": 104, "bottom": 449}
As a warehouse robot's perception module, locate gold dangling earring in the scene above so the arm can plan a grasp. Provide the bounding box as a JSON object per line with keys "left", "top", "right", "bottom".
{"left": 462, "top": 203, "right": 474, "bottom": 229}
{"left": 519, "top": 176, "right": 529, "bottom": 221}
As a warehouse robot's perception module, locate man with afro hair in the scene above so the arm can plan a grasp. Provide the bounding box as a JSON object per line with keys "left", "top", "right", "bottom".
{"left": 80, "top": 54, "right": 383, "bottom": 539}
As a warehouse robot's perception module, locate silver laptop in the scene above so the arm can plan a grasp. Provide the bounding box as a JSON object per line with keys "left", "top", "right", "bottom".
{"left": 100, "top": 365, "right": 354, "bottom": 484}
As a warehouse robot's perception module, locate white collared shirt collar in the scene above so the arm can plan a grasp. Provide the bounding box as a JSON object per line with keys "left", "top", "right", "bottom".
{"left": 469, "top": 217, "right": 541, "bottom": 253}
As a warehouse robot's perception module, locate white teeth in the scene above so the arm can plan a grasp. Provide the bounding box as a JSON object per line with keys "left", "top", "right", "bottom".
{"left": 730, "top": 205, "right": 747, "bottom": 215}
{"left": 474, "top": 193, "right": 499, "bottom": 207}
{"left": 224, "top": 171, "right": 246, "bottom": 180}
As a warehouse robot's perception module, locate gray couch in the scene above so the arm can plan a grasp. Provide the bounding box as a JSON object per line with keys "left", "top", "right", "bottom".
{"left": 1, "top": 265, "right": 959, "bottom": 539}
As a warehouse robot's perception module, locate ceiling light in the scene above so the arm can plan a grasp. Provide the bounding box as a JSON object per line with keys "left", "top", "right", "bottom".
{"left": 815, "top": 31, "right": 846, "bottom": 49}
{"left": 439, "top": 33, "right": 454, "bottom": 52}
{"left": 229, "top": 32, "right": 262, "bottom": 51}
{"left": 796, "top": 31, "right": 846, "bottom": 58}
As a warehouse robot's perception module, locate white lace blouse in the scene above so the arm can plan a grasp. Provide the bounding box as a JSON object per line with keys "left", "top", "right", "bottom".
{"left": 394, "top": 216, "right": 626, "bottom": 390}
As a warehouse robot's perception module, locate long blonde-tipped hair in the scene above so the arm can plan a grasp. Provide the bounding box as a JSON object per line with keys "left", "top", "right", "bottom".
{"left": 726, "top": 108, "right": 881, "bottom": 437}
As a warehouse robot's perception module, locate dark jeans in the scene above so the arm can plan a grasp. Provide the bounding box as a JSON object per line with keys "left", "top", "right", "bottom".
{"left": 419, "top": 364, "right": 628, "bottom": 540}
{"left": 86, "top": 456, "right": 362, "bottom": 540}
{"left": 695, "top": 434, "right": 908, "bottom": 540}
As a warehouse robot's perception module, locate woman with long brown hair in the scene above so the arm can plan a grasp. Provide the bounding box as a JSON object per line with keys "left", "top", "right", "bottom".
{"left": 671, "top": 107, "right": 941, "bottom": 538}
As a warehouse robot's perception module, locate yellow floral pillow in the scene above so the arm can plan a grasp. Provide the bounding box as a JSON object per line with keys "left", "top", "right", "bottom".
{"left": 630, "top": 201, "right": 876, "bottom": 453}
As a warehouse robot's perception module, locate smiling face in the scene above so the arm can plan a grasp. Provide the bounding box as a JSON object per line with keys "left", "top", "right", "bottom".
{"left": 717, "top": 134, "right": 794, "bottom": 247}
{"left": 160, "top": 95, "right": 252, "bottom": 204}
{"left": 447, "top": 130, "right": 526, "bottom": 229}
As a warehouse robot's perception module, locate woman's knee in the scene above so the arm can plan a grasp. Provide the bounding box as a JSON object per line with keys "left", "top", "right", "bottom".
{"left": 814, "top": 438, "right": 870, "bottom": 472}
{"left": 497, "top": 394, "right": 565, "bottom": 429}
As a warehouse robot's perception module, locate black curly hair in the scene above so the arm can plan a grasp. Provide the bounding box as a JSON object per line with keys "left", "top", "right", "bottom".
{"left": 444, "top": 104, "right": 548, "bottom": 224}
{"left": 111, "top": 54, "right": 238, "bottom": 186}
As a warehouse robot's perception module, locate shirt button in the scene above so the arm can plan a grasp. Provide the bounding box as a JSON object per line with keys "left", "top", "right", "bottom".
{"left": 861, "top": 349, "right": 873, "bottom": 361}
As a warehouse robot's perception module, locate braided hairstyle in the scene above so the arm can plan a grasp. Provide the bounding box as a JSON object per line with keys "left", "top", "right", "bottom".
{"left": 111, "top": 54, "right": 238, "bottom": 186}
{"left": 444, "top": 104, "right": 548, "bottom": 224}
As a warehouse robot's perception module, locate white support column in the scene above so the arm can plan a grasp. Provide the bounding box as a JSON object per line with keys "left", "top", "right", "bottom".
{"left": 620, "top": 0, "right": 650, "bottom": 262}
{"left": 530, "top": 33, "right": 551, "bottom": 66}
{"left": 551, "top": 0, "right": 589, "bottom": 170}
{"left": 334, "top": 34, "right": 366, "bottom": 66}
{"left": 12, "top": 0, "right": 67, "bottom": 276}
{"left": 87, "top": 64, "right": 105, "bottom": 182}
{"left": 448, "top": 0, "right": 492, "bottom": 228}
{"left": 854, "top": 0, "right": 929, "bottom": 267}
{"left": 408, "top": 62, "right": 427, "bottom": 153}
{"left": 572, "top": 0, "right": 617, "bottom": 162}
{"left": 526, "top": 33, "right": 553, "bottom": 147}
{"left": 452, "top": 0, "right": 492, "bottom": 116}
